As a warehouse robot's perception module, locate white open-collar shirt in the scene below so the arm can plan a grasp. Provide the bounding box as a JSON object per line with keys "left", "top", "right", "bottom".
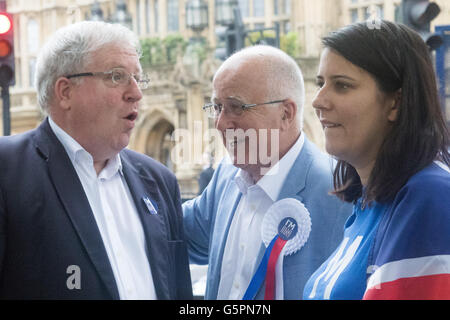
{"left": 49, "top": 117, "right": 156, "bottom": 300}
{"left": 217, "top": 133, "right": 305, "bottom": 299}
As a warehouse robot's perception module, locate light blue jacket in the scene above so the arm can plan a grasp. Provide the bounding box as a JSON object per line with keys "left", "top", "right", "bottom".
{"left": 183, "top": 137, "right": 352, "bottom": 299}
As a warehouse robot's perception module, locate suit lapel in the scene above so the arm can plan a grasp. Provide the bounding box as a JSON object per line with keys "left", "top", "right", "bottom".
{"left": 33, "top": 119, "right": 120, "bottom": 299}
{"left": 266, "top": 137, "right": 317, "bottom": 299}
{"left": 277, "top": 137, "right": 316, "bottom": 202}
{"left": 120, "top": 152, "right": 171, "bottom": 300}
{"left": 213, "top": 183, "right": 242, "bottom": 263}
{"left": 207, "top": 169, "right": 242, "bottom": 299}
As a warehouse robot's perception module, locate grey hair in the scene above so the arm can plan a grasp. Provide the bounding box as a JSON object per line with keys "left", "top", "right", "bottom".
{"left": 35, "top": 21, "right": 141, "bottom": 114}
{"left": 213, "top": 45, "right": 305, "bottom": 128}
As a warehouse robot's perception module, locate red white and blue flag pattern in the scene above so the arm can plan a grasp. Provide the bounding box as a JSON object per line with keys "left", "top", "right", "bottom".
{"left": 304, "top": 162, "right": 450, "bottom": 300}
{"left": 364, "top": 255, "right": 450, "bottom": 299}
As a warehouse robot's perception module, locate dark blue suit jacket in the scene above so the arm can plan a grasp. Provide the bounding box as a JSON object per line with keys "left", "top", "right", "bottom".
{"left": 0, "top": 119, "right": 193, "bottom": 299}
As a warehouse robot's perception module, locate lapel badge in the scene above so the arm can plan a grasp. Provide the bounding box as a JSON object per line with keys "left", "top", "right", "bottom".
{"left": 142, "top": 196, "right": 158, "bottom": 215}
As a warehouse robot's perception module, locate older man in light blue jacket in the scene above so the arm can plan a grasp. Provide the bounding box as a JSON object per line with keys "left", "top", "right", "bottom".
{"left": 183, "top": 45, "right": 351, "bottom": 300}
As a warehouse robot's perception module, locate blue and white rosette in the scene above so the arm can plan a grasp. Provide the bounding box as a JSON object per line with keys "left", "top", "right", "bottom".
{"left": 243, "top": 198, "right": 311, "bottom": 300}
{"left": 263, "top": 198, "right": 311, "bottom": 299}
{"left": 262, "top": 198, "right": 311, "bottom": 253}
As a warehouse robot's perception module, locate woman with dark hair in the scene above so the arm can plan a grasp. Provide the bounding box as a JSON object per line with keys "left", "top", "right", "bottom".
{"left": 303, "top": 20, "right": 450, "bottom": 300}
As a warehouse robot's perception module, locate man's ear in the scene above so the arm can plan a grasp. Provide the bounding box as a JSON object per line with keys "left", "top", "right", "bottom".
{"left": 54, "top": 77, "right": 73, "bottom": 111}
{"left": 281, "top": 99, "right": 297, "bottom": 130}
{"left": 387, "top": 89, "right": 401, "bottom": 122}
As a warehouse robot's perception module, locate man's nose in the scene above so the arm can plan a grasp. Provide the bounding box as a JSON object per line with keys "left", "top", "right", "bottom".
{"left": 215, "top": 107, "right": 235, "bottom": 131}
{"left": 124, "top": 78, "right": 143, "bottom": 102}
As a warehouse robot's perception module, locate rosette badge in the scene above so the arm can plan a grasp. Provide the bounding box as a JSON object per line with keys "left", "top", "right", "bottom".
{"left": 262, "top": 198, "right": 312, "bottom": 256}
{"left": 243, "top": 198, "right": 312, "bottom": 300}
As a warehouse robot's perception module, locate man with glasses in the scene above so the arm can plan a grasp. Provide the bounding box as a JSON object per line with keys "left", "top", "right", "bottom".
{"left": 0, "top": 21, "right": 192, "bottom": 299}
{"left": 183, "top": 45, "right": 351, "bottom": 300}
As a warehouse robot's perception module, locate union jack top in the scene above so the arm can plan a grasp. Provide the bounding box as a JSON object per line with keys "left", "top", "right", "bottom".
{"left": 303, "top": 162, "right": 450, "bottom": 300}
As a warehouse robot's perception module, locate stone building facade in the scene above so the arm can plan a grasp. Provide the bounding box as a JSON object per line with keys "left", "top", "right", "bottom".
{"left": 2, "top": 0, "right": 449, "bottom": 197}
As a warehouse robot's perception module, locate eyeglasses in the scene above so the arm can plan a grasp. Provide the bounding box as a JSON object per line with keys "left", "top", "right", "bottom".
{"left": 66, "top": 67, "right": 150, "bottom": 90}
{"left": 202, "top": 98, "right": 286, "bottom": 119}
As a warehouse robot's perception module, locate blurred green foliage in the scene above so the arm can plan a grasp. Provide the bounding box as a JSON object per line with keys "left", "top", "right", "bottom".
{"left": 140, "top": 31, "right": 301, "bottom": 67}
{"left": 280, "top": 32, "right": 301, "bottom": 58}
{"left": 140, "top": 34, "right": 187, "bottom": 67}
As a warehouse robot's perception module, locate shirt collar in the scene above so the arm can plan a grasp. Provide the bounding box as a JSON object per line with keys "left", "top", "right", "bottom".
{"left": 48, "top": 117, "right": 123, "bottom": 178}
{"left": 234, "top": 132, "right": 305, "bottom": 201}
{"left": 234, "top": 170, "right": 255, "bottom": 195}
{"left": 99, "top": 155, "right": 123, "bottom": 179}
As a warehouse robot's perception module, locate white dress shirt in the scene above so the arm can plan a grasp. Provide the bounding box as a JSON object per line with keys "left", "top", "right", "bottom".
{"left": 49, "top": 118, "right": 157, "bottom": 300}
{"left": 217, "top": 133, "right": 305, "bottom": 299}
